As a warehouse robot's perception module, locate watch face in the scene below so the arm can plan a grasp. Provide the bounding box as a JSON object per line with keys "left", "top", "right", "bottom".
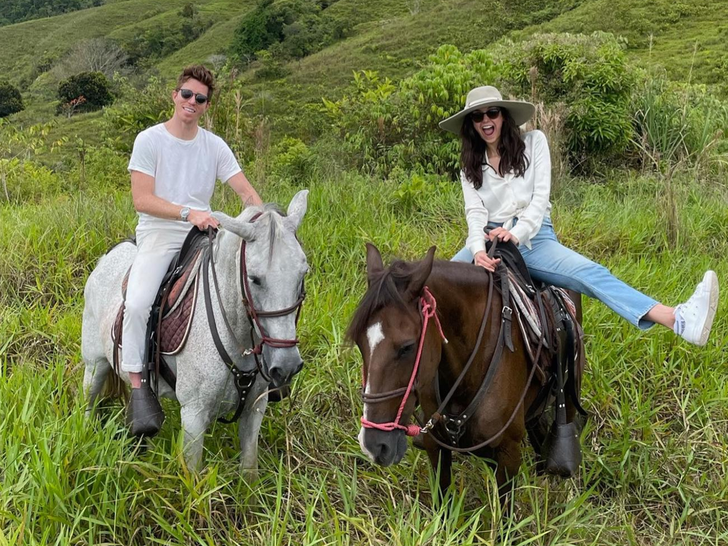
{"left": 181, "top": 207, "right": 190, "bottom": 220}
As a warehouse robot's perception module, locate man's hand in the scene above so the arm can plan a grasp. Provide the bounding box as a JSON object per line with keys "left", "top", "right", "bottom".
{"left": 473, "top": 250, "right": 500, "bottom": 272}
{"left": 188, "top": 209, "right": 220, "bottom": 230}
{"left": 487, "top": 227, "right": 519, "bottom": 245}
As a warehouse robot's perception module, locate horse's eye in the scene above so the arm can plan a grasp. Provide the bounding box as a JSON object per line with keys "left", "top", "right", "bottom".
{"left": 248, "top": 276, "right": 262, "bottom": 286}
{"left": 396, "top": 342, "right": 416, "bottom": 360}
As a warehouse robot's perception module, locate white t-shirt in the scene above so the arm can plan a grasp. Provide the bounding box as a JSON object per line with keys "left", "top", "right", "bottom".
{"left": 461, "top": 130, "right": 552, "bottom": 253}
{"left": 128, "top": 123, "right": 242, "bottom": 230}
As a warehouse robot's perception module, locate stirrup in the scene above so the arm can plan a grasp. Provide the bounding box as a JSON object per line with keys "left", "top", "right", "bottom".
{"left": 544, "top": 421, "right": 582, "bottom": 477}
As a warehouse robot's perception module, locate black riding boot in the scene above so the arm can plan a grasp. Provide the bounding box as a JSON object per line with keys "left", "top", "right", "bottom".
{"left": 127, "top": 379, "right": 164, "bottom": 437}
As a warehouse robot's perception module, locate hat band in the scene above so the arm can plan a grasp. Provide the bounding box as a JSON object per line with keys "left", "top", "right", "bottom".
{"left": 466, "top": 97, "right": 500, "bottom": 109}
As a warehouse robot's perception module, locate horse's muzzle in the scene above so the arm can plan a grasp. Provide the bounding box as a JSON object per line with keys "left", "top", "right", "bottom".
{"left": 359, "top": 427, "right": 408, "bottom": 467}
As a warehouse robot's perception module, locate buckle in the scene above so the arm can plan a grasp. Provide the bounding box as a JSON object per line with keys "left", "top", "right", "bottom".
{"left": 502, "top": 306, "right": 513, "bottom": 319}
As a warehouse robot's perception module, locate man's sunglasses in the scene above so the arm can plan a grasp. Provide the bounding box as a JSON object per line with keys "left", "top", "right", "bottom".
{"left": 471, "top": 107, "right": 501, "bottom": 122}
{"left": 177, "top": 88, "right": 209, "bottom": 105}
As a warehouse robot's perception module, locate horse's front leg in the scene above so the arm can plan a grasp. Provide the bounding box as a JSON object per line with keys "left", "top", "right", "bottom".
{"left": 423, "top": 434, "right": 452, "bottom": 495}
{"left": 238, "top": 374, "right": 269, "bottom": 482}
{"left": 180, "top": 403, "right": 214, "bottom": 472}
{"left": 494, "top": 435, "right": 522, "bottom": 507}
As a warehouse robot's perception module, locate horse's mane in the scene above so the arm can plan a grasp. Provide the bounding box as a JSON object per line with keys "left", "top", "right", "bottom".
{"left": 345, "top": 259, "right": 424, "bottom": 344}
{"left": 237, "top": 203, "right": 287, "bottom": 260}
{"left": 346, "top": 259, "right": 491, "bottom": 344}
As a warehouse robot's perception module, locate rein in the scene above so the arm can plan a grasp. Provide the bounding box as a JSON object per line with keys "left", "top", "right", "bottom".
{"left": 360, "top": 241, "right": 545, "bottom": 452}
{"left": 203, "top": 219, "right": 305, "bottom": 423}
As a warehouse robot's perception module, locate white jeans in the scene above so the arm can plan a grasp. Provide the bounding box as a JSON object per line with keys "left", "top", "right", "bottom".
{"left": 121, "top": 224, "right": 192, "bottom": 373}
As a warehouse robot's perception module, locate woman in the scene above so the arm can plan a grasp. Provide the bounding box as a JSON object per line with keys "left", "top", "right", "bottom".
{"left": 440, "top": 85, "right": 718, "bottom": 346}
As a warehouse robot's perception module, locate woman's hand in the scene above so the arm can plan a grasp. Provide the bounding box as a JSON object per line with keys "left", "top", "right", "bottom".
{"left": 487, "top": 227, "right": 519, "bottom": 245}
{"left": 473, "top": 251, "right": 500, "bottom": 272}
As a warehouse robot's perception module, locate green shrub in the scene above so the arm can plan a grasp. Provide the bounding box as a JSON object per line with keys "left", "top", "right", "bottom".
{"left": 102, "top": 75, "right": 173, "bottom": 152}
{"left": 57, "top": 71, "right": 114, "bottom": 115}
{"left": 492, "top": 32, "right": 636, "bottom": 169}
{"left": 0, "top": 159, "right": 64, "bottom": 204}
{"left": 230, "top": 0, "right": 348, "bottom": 64}
{"left": 230, "top": 0, "right": 289, "bottom": 62}
{"left": 324, "top": 45, "right": 499, "bottom": 176}
{"left": 0, "top": 80, "right": 24, "bottom": 118}
{"left": 270, "top": 136, "right": 315, "bottom": 182}
{"left": 631, "top": 74, "right": 728, "bottom": 172}
{"left": 122, "top": 6, "right": 211, "bottom": 66}
{"left": 327, "top": 34, "right": 640, "bottom": 176}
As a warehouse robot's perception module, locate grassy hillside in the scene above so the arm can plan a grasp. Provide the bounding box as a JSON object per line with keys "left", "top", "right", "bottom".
{"left": 0, "top": 0, "right": 251, "bottom": 88}
{"left": 529, "top": 0, "right": 728, "bottom": 85}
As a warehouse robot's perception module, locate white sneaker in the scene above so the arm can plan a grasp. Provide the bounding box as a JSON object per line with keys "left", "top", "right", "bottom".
{"left": 674, "top": 271, "right": 719, "bottom": 346}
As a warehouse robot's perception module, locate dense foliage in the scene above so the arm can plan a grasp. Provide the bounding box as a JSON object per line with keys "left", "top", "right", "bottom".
{"left": 324, "top": 33, "right": 727, "bottom": 177}
{"left": 230, "top": 0, "right": 348, "bottom": 65}
{"left": 0, "top": 0, "right": 103, "bottom": 26}
{"left": 0, "top": 80, "right": 24, "bottom": 118}
{"left": 493, "top": 32, "right": 636, "bottom": 169}
{"left": 57, "top": 71, "right": 114, "bottom": 115}
{"left": 122, "top": 3, "right": 211, "bottom": 66}
{"left": 101, "top": 76, "right": 173, "bottom": 152}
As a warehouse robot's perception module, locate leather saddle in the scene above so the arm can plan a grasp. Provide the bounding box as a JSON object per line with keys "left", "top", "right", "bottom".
{"left": 483, "top": 236, "right": 586, "bottom": 418}
{"left": 112, "top": 227, "right": 212, "bottom": 389}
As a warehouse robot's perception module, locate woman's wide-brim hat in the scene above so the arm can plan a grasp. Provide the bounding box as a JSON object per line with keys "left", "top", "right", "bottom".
{"left": 439, "top": 86, "right": 535, "bottom": 134}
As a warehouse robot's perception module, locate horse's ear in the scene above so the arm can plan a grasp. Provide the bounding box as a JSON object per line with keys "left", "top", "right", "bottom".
{"left": 405, "top": 246, "right": 436, "bottom": 299}
{"left": 284, "top": 189, "right": 309, "bottom": 232}
{"left": 366, "top": 243, "right": 384, "bottom": 285}
{"left": 212, "top": 211, "right": 256, "bottom": 240}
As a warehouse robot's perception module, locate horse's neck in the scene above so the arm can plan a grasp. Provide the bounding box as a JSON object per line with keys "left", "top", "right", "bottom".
{"left": 427, "top": 263, "right": 507, "bottom": 379}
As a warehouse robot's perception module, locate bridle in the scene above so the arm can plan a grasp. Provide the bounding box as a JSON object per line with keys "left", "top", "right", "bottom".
{"left": 203, "top": 215, "right": 306, "bottom": 422}
{"left": 238, "top": 238, "right": 306, "bottom": 380}
{"left": 359, "top": 242, "right": 544, "bottom": 452}
{"left": 360, "top": 287, "right": 447, "bottom": 437}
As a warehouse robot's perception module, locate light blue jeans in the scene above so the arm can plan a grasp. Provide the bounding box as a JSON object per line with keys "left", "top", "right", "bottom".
{"left": 452, "top": 217, "right": 659, "bottom": 329}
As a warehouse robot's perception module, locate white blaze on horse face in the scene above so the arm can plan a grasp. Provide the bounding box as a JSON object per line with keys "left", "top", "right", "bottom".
{"left": 366, "top": 321, "right": 384, "bottom": 360}
{"left": 359, "top": 320, "right": 385, "bottom": 461}
{"left": 363, "top": 321, "right": 384, "bottom": 419}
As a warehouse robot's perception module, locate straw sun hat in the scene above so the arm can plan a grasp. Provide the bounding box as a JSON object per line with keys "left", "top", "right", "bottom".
{"left": 439, "top": 85, "right": 535, "bottom": 134}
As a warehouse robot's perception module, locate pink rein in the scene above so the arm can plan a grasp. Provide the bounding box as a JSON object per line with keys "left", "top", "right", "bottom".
{"left": 360, "top": 287, "right": 447, "bottom": 437}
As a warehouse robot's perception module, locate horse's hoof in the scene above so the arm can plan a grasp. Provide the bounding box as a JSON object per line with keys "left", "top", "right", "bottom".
{"left": 544, "top": 421, "right": 582, "bottom": 477}
{"left": 127, "top": 387, "right": 165, "bottom": 437}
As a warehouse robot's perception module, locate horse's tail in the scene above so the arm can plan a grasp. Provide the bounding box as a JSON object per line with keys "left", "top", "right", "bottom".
{"left": 103, "top": 365, "right": 129, "bottom": 402}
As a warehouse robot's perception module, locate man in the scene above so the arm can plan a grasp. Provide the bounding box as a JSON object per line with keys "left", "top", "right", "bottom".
{"left": 123, "top": 65, "right": 262, "bottom": 433}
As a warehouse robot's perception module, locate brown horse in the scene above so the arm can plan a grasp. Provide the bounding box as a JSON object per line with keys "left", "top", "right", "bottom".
{"left": 347, "top": 243, "right": 584, "bottom": 497}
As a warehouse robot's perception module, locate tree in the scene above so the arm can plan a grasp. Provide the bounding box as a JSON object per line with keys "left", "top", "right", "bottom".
{"left": 0, "top": 80, "right": 24, "bottom": 118}
{"left": 57, "top": 71, "right": 113, "bottom": 114}
{"left": 51, "top": 38, "right": 128, "bottom": 81}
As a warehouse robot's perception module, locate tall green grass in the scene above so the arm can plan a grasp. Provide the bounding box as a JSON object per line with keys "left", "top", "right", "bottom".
{"left": 1, "top": 159, "right": 727, "bottom": 543}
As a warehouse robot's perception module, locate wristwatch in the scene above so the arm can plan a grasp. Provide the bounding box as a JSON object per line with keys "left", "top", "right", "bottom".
{"left": 180, "top": 207, "right": 191, "bottom": 222}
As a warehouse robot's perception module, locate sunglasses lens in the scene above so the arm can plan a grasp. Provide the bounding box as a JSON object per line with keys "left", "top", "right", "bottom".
{"left": 486, "top": 108, "right": 501, "bottom": 119}
{"left": 471, "top": 112, "right": 485, "bottom": 122}
{"left": 178, "top": 88, "right": 208, "bottom": 104}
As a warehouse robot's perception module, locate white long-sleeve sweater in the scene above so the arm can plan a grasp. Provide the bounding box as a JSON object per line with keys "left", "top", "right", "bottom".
{"left": 461, "top": 129, "right": 552, "bottom": 254}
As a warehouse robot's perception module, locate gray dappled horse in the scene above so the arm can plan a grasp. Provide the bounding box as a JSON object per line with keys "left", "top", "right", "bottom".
{"left": 82, "top": 190, "right": 309, "bottom": 474}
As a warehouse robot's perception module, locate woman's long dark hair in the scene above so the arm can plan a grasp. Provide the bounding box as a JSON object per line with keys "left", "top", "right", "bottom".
{"left": 460, "top": 108, "right": 528, "bottom": 189}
